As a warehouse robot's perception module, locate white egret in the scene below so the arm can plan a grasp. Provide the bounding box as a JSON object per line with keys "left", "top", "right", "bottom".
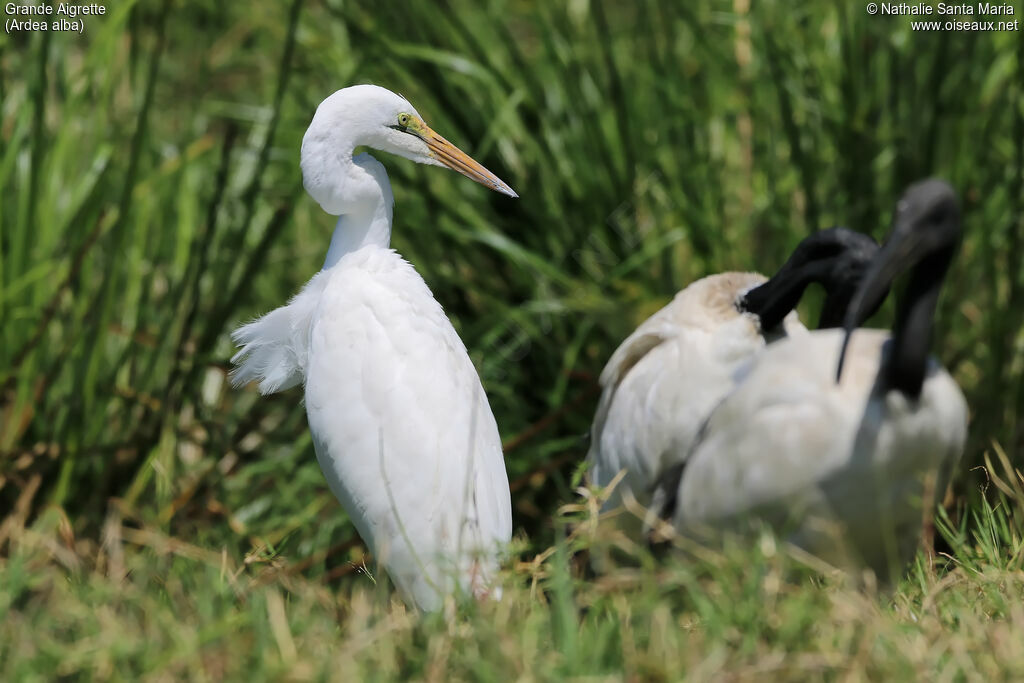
{"left": 230, "top": 85, "right": 517, "bottom": 611}
{"left": 588, "top": 228, "right": 880, "bottom": 519}
{"left": 658, "top": 179, "right": 967, "bottom": 580}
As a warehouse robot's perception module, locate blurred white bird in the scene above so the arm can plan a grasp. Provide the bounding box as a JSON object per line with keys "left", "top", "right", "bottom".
{"left": 231, "top": 85, "right": 517, "bottom": 611}
{"left": 657, "top": 179, "right": 967, "bottom": 580}
{"left": 588, "top": 228, "right": 880, "bottom": 520}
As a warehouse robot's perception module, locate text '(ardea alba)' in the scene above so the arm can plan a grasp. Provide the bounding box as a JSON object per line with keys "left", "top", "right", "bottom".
{"left": 656, "top": 180, "right": 967, "bottom": 580}
{"left": 231, "top": 85, "right": 517, "bottom": 611}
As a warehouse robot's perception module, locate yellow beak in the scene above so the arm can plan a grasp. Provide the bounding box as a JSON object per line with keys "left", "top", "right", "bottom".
{"left": 416, "top": 120, "right": 518, "bottom": 198}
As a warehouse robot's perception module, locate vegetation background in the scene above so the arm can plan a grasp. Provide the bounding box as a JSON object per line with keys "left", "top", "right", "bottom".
{"left": 1, "top": 0, "right": 1023, "bottom": 679}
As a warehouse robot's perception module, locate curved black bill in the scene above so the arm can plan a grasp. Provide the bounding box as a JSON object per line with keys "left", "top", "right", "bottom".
{"left": 835, "top": 179, "right": 960, "bottom": 383}
{"left": 834, "top": 228, "right": 923, "bottom": 382}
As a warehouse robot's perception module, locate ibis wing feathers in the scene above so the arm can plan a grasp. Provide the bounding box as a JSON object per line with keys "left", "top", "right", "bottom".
{"left": 588, "top": 326, "right": 675, "bottom": 487}
{"left": 589, "top": 304, "right": 684, "bottom": 456}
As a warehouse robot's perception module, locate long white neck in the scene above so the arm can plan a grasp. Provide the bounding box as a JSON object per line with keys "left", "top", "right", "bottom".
{"left": 322, "top": 193, "right": 393, "bottom": 269}
{"left": 309, "top": 152, "right": 395, "bottom": 270}
{"left": 301, "top": 93, "right": 398, "bottom": 268}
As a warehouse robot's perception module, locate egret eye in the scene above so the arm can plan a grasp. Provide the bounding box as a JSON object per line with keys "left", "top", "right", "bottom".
{"left": 397, "top": 113, "right": 411, "bottom": 127}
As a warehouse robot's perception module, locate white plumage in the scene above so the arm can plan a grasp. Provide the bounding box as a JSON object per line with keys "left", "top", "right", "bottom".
{"left": 587, "top": 272, "right": 806, "bottom": 514}
{"left": 659, "top": 180, "right": 967, "bottom": 579}
{"left": 230, "top": 270, "right": 326, "bottom": 394}
{"left": 670, "top": 328, "right": 966, "bottom": 575}
{"left": 231, "top": 85, "right": 516, "bottom": 610}
{"left": 588, "top": 228, "right": 881, "bottom": 518}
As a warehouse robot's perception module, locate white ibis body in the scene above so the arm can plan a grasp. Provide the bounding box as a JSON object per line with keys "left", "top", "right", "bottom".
{"left": 661, "top": 180, "right": 967, "bottom": 579}
{"left": 588, "top": 228, "right": 880, "bottom": 517}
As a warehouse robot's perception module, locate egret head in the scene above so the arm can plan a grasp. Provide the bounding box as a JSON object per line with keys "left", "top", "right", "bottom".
{"left": 301, "top": 85, "right": 517, "bottom": 213}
